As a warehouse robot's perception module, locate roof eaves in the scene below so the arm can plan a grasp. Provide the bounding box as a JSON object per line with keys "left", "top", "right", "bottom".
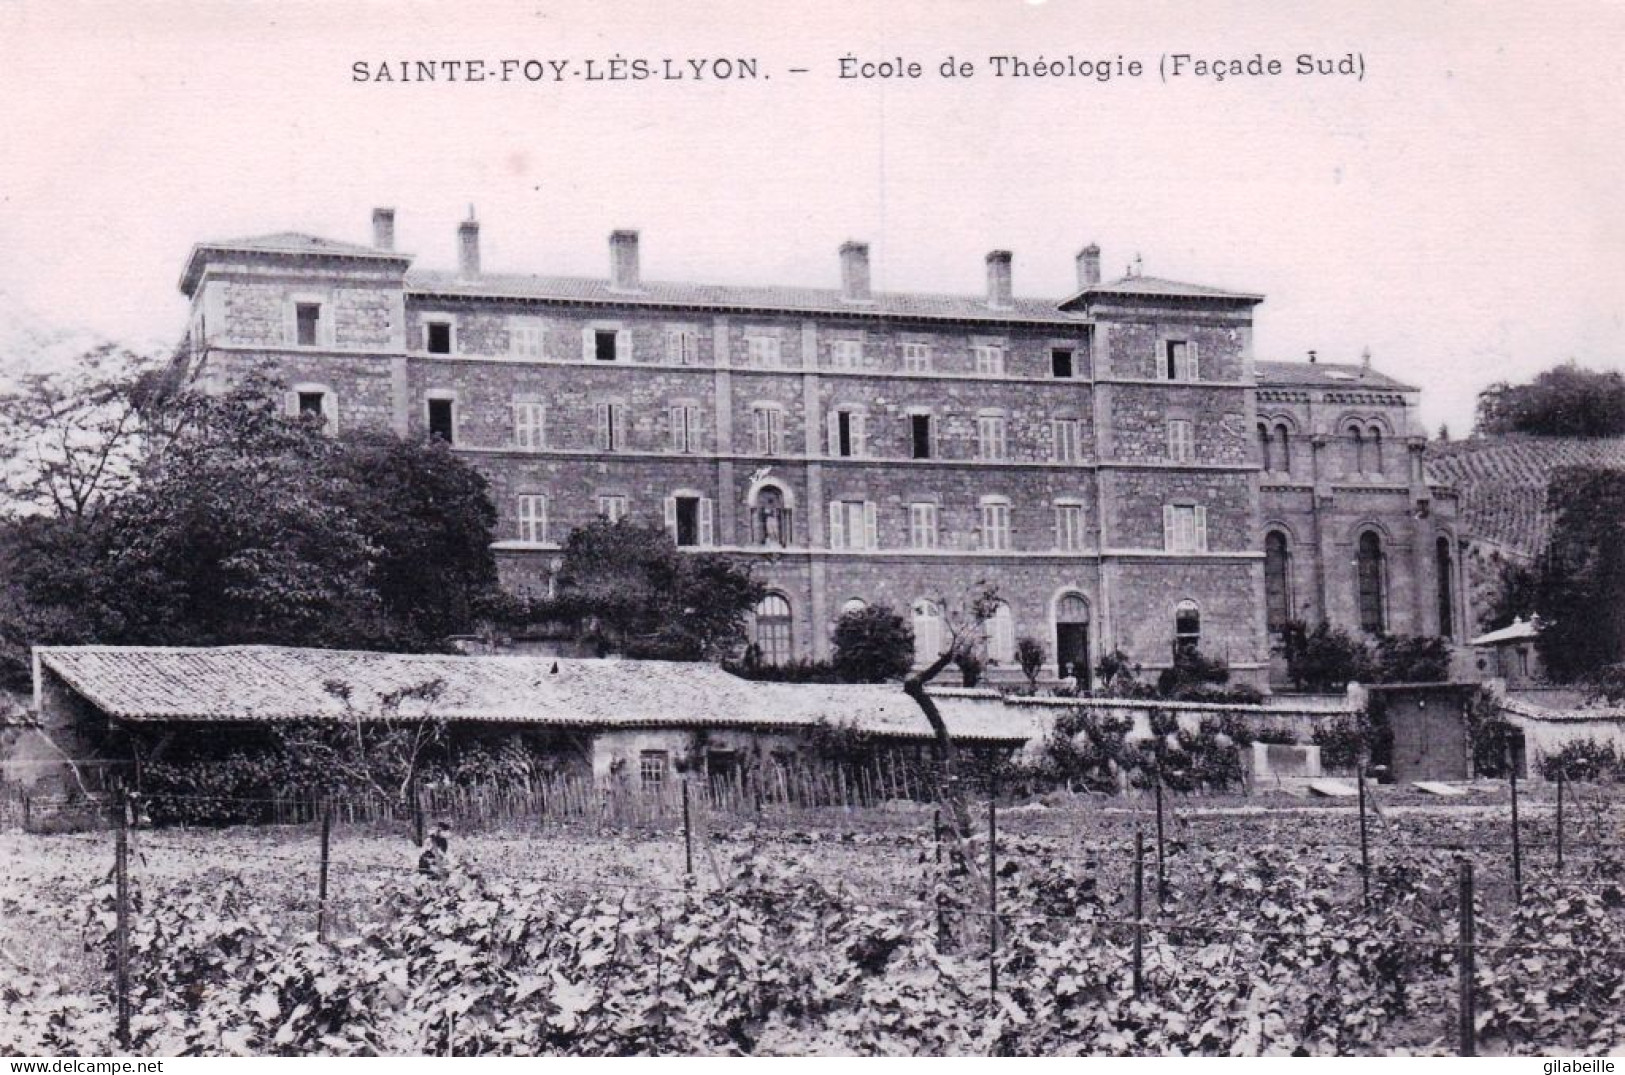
{"left": 179, "top": 241, "right": 412, "bottom": 297}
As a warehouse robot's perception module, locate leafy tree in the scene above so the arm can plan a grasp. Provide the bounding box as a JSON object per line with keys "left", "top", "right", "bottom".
{"left": 0, "top": 378, "right": 509, "bottom": 688}
{"left": 1533, "top": 467, "right": 1625, "bottom": 682}
{"left": 830, "top": 604, "right": 913, "bottom": 683}
{"left": 1282, "top": 621, "right": 1374, "bottom": 692}
{"left": 1484, "top": 559, "right": 1540, "bottom": 631}
{"left": 542, "top": 517, "right": 765, "bottom": 661}
{"left": 1474, "top": 361, "right": 1625, "bottom": 437}
{"left": 0, "top": 343, "right": 160, "bottom": 522}
{"left": 1371, "top": 634, "right": 1452, "bottom": 683}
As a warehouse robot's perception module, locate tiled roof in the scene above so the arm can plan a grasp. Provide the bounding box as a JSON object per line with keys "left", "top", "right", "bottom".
{"left": 180, "top": 233, "right": 410, "bottom": 295}
{"left": 1068, "top": 274, "right": 1263, "bottom": 303}
{"left": 1256, "top": 360, "right": 1418, "bottom": 392}
{"left": 35, "top": 646, "right": 1038, "bottom": 743}
{"left": 1424, "top": 435, "right": 1625, "bottom": 557}
{"left": 1469, "top": 616, "right": 1539, "bottom": 646}
{"left": 405, "top": 269, "right": 1088, "bottom": 325}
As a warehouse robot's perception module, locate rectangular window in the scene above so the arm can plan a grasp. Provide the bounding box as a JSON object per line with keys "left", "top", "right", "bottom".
{"left": 516, "top": 494, "right": 548, "bottom": 544}
{"left": 1052, "top": 349, "right": 1075, "bottom": 378}
{"left": 831, "top": 409, "right": 866, "bottom": 458}
{"left": 665, "top": 327, "right": 699, "bottom": 365}
{"left": 510, "top": 320, "right": 544, "bottom": 358}
{"left": 909, "top": 502, "right": 938, "bottom": 549}
{"left": 1164, "top": 504, "right": 1209, "bottom": 553}
{"left": 513, "top": 400, "right": 546, "bottom": 450}
{"left": 595, "top": 402, "right": 626, "bottom": 451}
{"left": 425, "top": 321, "right": 452, "bottom": 355}
{"left": 980, "top": 501, "right": 1012, "bottom": 551}
{"left": 598, "top": 494, "right": 628, "bottom": 523}
{"left": 910, "top": 414, "right": 933, "bottom": 460}
{"left": 295, "top": 303, "right": 321, "bottom": 347}
{"left": 977, "top": 414, "right": 1007, "bottom": 460}
{"left": 753, "top": 406, "right": 785, "bottom": 456}
{"left": 1052, "top": 419, "right": 1081, "bottom": 463}
{"left": 1055, "top": 503, "right": 1084, "bottom": 551}
{"left": 902, "top": 342, "right": 932, "bottom": 372}
{"left": 746, "top": 334, "right": 781, "bottom": 367}
{"left": 973, "top": 344, "right": 1005, "bottom": 376}
{"left": 668, "top": 404, "right": 702, "bottom": 453}
{"left": 297, "top": 391, "right": 326, "bottom": 419}
{"left": 668, "top": 495, "right": 713, "bottom": 547}
{"left": 1163, "top": 340, "right": 1197, "bottom": 382}
{"left": 594, "top": 329, "right": 619, "bottom": 362}
{"left": 639, "top": 750, "right": 668, "bottom": 791}
{"left": 830, "top": 339, "right": 864, "bottom": 369}
{"left": 1168, "top": 419, "right": 1195, "bottom": 462}
{"left": 828, "top": 500, "right": 877, "bottom": 550}
{"left": 427, "top": 398, "right": 454, "bottom": 443}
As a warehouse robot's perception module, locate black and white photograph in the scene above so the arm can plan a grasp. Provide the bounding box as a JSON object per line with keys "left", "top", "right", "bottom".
{"left": 1, "top": 0, "right": 1623, "bottom": 1060}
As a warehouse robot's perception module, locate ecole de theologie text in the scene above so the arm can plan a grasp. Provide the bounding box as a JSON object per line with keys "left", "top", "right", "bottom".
{"left": 348, "top": 52, "right": 1366, "bottom": 84}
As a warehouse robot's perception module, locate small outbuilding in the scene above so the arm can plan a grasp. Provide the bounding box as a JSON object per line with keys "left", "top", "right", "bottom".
{"left": 1469, "top": 617, "right": 1544, "bottom": 687}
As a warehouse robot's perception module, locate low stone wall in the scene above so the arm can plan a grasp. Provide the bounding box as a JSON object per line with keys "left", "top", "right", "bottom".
{"left": 1499, "top": 696, "right": 1625, "bottom": 776}
{"left": 987, "top": 692, "right": 1358, "bottom": 744}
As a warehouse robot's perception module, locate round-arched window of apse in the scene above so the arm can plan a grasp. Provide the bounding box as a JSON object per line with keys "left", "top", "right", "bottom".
{"left": 1435, "top": 536, "right": 1455, "bottom": 639}
{"left": 754, "top": 593, "right": 793, "bottom": 665}
{"left": 1264, "top": 531, "right": 1292, "bottom": 636}
{"left": 1357, "top": 531, "right": 1386, "bottom": 635}
{"left": 1174, "top": 599, "right": 1201, "bottom": 655}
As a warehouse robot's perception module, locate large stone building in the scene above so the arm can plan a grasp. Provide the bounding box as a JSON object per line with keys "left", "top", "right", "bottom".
{"left": 172, "top": 210, "right": 1464, "bottom": 688}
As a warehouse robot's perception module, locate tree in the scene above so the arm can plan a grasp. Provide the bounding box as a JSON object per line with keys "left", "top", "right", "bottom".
{"left": 0, "top": 343, "right": 160, "bottom": 522}
{"left": 1282, "top": 621, "right": 1374, "bottom": 692}
{"left": 542, "top": 517, "right": 765, "bottom": 661}
{"left": 902, "top": 582, "right": 1001, "bottom": 843}
{"left": 1014, "top": 636, "right": 1045, "bottom": 693}
{"left": 0, "top": 378, "right": 510, "bottom": 688}
{"left": 1372, "top": 634, "right": 1452, "bottom": 683}
{"left": 1533, "top": 467, "right": 1625, "bottom": 682}
{"left": 830, "top": 605, "right": 913, "bottom": 682}
{"left": 1474, "top": 362, "right": 1625, "bottom": 438}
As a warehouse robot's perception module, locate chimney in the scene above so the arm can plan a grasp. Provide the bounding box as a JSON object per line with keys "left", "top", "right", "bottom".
{"left": 985, "top": 250, "right": 1013, "bottom": 309}
{"left": 1308, "top": 349, "right": 1318, "bottom": 364}
{"left": 839, "top": 241, "right": 871, "bottom": 302}
{"left": 457, "top": 210, "right": 480, "bottom": 278}
{"left": 1076, "top": 243, "right": 1101, "bottom": 289}
{"left": 609, "top": 229, "right": 641, "bottom": 291}
{"left": 372, "top": 207, "right": 396, "bottom": 252}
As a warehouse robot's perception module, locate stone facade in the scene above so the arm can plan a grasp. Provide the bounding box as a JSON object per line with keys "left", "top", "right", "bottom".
{"left": 172, "top": 216, "right": 1457, "bottom": 689}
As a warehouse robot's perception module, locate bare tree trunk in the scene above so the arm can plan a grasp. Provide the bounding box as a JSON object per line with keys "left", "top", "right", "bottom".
{"left": 904, "top": 648, "right": 973, "bottom": 842}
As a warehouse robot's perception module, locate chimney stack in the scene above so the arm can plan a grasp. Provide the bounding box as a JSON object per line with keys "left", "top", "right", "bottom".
{"left": 986, "top": 250, "right": 1013, "bottom": 309}
{"left": 839, "top": 241, "right": 872, "bottom": 302}
{"left": 609, "top": 229, "right": 641, "bottom": 291}
{"left": 457, "top": 210, "right": 480, "bottom": 278}
{"left": 372, "top": 207, "right": 396, "bottom": 252}
{"left": 1076, "top": 243, "right": 1101, "bottom": 289}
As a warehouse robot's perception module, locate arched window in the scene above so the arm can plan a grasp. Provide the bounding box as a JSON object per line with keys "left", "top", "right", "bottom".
{"left": 986, "top": 602, "right": 1016, "bottom": 664}
{"left": 1435, "top": 536, "right": 1456, "bottom": 639}
{"left": 754, "top": 593, "right": 793, "bottom": 665}
{"left": 753, "top": 483, "right": 792, "bottom": 547}
{"left": 1356, "top": 531, "right": 1386, "bottom": 635}
{"left": 1368, "top": 426, "right": 1383, "bottom": 476}
{"left": 1349, "top": 425, "right": 1367, "bottom": 475}
{"left": 1174, "top": 600, "right": 1201, "bottom": 657}
{"left": 912, "top": 600, "right": 943, "bottom": 666}
{"left": 840, "top": 597, "right": 867, "bottom": 616}
{"left": 1275, "top": 424, "right": 1292, "bottom": 473}
{"left": 1258, "top": 423, "right": 1274, "bottom": 471}
{"left": 1264, "top": 531, "right": 1292, "bottom": 636}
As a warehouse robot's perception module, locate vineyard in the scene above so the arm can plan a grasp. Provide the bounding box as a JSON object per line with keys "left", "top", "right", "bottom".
{"left": 3, "top": 783, "right": 1624, "bottom": 1057}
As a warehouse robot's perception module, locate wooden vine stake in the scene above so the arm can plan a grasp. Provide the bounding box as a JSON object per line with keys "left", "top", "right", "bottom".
{"left": 114, "top": 788, "right": 132, "bottom": 1051}
{"left": 1457, "top": 860, "right": 1476, "bottom": 1057}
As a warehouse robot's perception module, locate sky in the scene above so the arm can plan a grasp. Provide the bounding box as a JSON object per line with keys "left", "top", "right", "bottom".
{"left": 1, "top": 0, "right": 1621, "bottom": 435}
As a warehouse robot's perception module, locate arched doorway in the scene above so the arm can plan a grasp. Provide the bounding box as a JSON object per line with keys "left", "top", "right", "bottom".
{"left": 1054, "top": 593, "right": 1091, "bottom": 686}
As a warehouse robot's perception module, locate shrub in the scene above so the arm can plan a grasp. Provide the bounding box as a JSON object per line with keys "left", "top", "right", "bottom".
{"left": 1156, "top": 647, "right": 1231, "bottom": 699}
{"left": 1015, "top": 637, "right": 1045, "bottom": 692}
{"left": 724, "top": 657, "right": 842, "bottom": 683}
{"left": 1539, "top": 739, "right": 1624, "bottom": 783}
{"left": 830, "top": 605, "right": 914, "bottom": 683}
{"left": 1042, "top": 709, "right": 1133, "bottom": 791}
{"left": 1283, "top": 621, "right": 1374, "bottom": 691}
{"left": 1372, "top": 634, "right": 1452, "bottom": 683}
